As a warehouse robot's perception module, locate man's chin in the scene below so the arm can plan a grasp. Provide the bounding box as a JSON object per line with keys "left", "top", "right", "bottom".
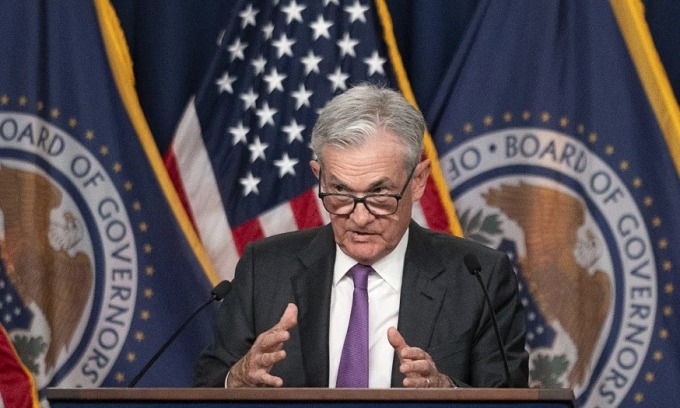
{"left": 342, "top": 243, "right": 383, "bottom": 264}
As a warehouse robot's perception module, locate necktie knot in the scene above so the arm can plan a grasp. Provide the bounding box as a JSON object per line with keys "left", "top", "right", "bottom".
{"left": 349, "top": 263, "right": 372, "bottom": 290}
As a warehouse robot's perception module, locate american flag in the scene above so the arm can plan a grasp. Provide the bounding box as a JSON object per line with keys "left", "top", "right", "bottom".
{"left": 165, "top": 0, "right": 456, "bottom": 281}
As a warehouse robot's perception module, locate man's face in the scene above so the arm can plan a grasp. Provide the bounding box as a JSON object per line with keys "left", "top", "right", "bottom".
{"left": 310, "top": 131, "right": 430, "bottom": 265}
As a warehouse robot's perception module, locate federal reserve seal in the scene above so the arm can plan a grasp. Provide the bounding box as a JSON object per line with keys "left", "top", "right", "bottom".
{"left": 440, "top": 126, "right": 656, "bottom": 407}
{"left": 0, "top": 111, "right": 137, "bottom": 390}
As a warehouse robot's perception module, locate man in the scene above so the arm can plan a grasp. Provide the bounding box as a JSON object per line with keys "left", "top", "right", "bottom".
{"left": 194, "top": 84, "right": 528, "bottom": 388}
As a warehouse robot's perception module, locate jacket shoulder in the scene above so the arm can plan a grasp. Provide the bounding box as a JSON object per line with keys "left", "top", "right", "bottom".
{"left": 411, "top": 222, "right": 505, "bottom": 260}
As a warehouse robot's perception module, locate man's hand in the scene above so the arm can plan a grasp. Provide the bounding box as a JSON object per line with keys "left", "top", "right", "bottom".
{"left": 227, "top": 303, "right": 298, "bottom": 387}
{"left": 387, "top": 327, "right": 454, "bottom": 388}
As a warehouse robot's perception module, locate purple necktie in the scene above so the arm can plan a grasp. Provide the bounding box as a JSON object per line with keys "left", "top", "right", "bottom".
{"left": 336, "top": 263, "right": 372, "bottom": 388}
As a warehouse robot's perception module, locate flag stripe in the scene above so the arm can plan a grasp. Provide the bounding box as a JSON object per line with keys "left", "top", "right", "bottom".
{"left": 169, "top": 99, "right": 240, "bottom": 280}
{"left": 0, "top": 324, "right": 40, "bottom": 408}
{"left": 290, "top": 188, "right": 325, "bottom": 230}
{"left": 232, "top": 218, "right": 265, "bottom": 254}
{"left": 163, "top": 144, "right": 198, "bottom": 231}
{"left": 418, "top": 172, "right": 451, "bottom": 232}
{"left": 260, "top": 202, "right": 299, "bottom": 236}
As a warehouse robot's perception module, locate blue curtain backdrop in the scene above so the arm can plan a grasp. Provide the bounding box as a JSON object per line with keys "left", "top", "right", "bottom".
{"left": 111, "top": 0, "right": 680, "bottom": 155}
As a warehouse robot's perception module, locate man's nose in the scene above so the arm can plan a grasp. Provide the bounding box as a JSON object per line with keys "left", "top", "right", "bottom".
{"left": 349, "top": 201, "right": 374, "bottom": 225}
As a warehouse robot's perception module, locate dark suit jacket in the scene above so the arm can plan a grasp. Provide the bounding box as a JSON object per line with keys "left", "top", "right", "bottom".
{"left": 194, "top": 221, "right": 528, "bottom": 387}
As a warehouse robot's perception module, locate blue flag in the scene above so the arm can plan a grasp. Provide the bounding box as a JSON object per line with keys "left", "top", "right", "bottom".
{"left": 0, "top": 0, "right": 218, "bottom": 394}
{"left": 428, "top": 1, "right": 680, "bottom": 407}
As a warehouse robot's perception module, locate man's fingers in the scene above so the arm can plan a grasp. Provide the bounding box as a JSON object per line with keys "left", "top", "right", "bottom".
{"left": 230, "top": 304, "right": 298, "bottom": 388}
{"left": 398, "top": 346, "right": 430, "bottom": 361}
{"left": 275, "top": 303, "right": 298, "bottom": 331}
{"left": 400, "top": 358, "right": 433, "bottom": 376}
{"left": 402, "top": 376, "right": 432, "bottom": 388}
{"left": 257, "top": 303, "right": 298, "bottom": 352}
{"left": 388, "top": 327, "right": 435, "bottom": 366}
{"left": 229, "top": 350, "right": 287, "bottom": 388}
{"left": 259, "top": 330, "right": 290, "bottom": 352}
{"left": 258, "top": 349, "right": 287, "bottom": 368}
{"left": 387, "top": 327, "right": 407, "bottom": 357}
{"left": 261, "top": 373, "right": 284, "bottom": 387}
{"left": 388, "top": 332, "right": 441, "bottom": 389}
{"left": 248, "top": 353, "right": 285, "bottom": 386}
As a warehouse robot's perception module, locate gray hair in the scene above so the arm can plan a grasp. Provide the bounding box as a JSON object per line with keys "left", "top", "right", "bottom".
{"left": 311, "top": 84, "right": 425, "bottom": 171}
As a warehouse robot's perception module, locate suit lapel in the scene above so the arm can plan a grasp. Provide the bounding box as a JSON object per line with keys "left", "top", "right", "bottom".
{"left": 391, "top": 222, "right": 447, "bottom": 386}
{"left": 291, "top": 225, "right": 335, "bottom": 387}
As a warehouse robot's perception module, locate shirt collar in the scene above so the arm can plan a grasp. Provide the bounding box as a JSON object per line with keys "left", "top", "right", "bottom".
{"left": 333, "top": 228, "right": 409, "bottom": 292}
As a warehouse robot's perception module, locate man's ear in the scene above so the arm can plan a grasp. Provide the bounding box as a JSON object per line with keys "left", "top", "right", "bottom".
{"left": 310, "top": 160, "right": 320, "bottom": 179}
{"left": 411, "top": 159, "right": 431, "bottom": 202}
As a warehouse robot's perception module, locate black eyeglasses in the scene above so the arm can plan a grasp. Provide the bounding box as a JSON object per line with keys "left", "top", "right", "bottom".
{"left": 317, "top": 166, "right": 416, "bottom": 216}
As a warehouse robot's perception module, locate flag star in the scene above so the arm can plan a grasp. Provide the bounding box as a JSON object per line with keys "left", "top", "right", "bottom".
{"left": 261, "top": 22, "right": 275, "bottom": 40}
{"left": 324, "top": 0, "right": 340, "bottom": 5}
{"left": 263, "top": 68, "right": 287, "bottom": 93}
{"left": 256, "top": 101, "right": 278, "bottom": 127}
{"left": 337, "top": 32, "right": 359, "bottom": 58}
{"left": 239, "top": 171, "right": 261, "bottom": 196}
{"left": 251, "top": 55, "right": 267, "bottom": 75}
{"left": 345, "top": 0, "right": 369, "bottom": 23}
{"left": 327, "top": 67, "right": 349, "bottom": 91}
{"left": 274, "top": 153, "right": 299, "bottom": 177}
{"left": 215, "top": 72, "right": 237, "bottom": 93}
{"left": 281, "top": 0, "right": 306, "bottom": 24}
{"left": 363, "top": 51, "right": 386, "bottom": 76}
{"left": 282, "top": 119, "right": 306, "bottom": 143}
{"left": 291, "top": 84, "right": 313, "bottom": 109}
{"left": 248, "top": 136, "right": 269, "bottom": 162}
{"left": 240, "top": 88, "right": 259, "bottom": 110}
{"left": 228, "top": 121, "right": 249, "bottom": 145}
{"left": 301, "top": 51, "right": 323, "bottom": 75}
{"left": 239, "top": 4, "right": 259, "bottom": 29}
{"left": 272, "top": 33, "right": 296, "bottom": 58}
{"left": 227, "top": 38, "right": 247, "bottom": 61}
{"left": 310, "top": 15, "right": 333, "bottom": 40}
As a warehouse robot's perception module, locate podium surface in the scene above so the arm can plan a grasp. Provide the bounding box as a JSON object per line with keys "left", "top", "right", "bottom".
{"left": 47, "top": 387, "right": 576, "bottom": 408}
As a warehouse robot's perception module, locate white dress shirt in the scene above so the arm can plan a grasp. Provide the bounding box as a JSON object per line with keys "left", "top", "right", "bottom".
{"left": 328, "top": 229, "right": 408, "bottom": 388}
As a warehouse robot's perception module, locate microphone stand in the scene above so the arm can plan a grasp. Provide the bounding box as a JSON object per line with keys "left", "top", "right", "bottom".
{"left": 128, "top": 281, "right": 231, "bottom": 387}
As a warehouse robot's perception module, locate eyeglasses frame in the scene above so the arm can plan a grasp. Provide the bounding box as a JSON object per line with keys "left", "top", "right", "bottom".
{"left": 317, "top": 165, "right": 417, "bottom": 216}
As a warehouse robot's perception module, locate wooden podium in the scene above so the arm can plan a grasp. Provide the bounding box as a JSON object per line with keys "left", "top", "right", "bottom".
{"left": 47, "top": 387, "right": 576, "bottom": 408}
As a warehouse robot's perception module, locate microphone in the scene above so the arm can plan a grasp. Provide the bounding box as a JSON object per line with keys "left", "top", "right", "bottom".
{"left": 128, "top": 280, "right": 232, "bottom": 387}
{"left": 463, "top": 253, "right": 512, "bottom": 386}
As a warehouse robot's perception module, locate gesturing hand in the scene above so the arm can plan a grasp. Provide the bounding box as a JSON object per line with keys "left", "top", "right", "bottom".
{"left": 387, "top": 327, "right": 454, "bottom": 388}
{"left": 227, "top": 303, "right": 298, "bottom": 387}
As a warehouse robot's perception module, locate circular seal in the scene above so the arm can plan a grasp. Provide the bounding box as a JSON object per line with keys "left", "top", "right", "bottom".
{"left": 440, "top": 127, "right": 656, "bottom": 407}
{"left": 0, "top": 112, "right": 137, "bottom": 389}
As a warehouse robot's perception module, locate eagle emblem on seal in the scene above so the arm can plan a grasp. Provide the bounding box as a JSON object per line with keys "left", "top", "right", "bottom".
{"left": 0, "top": 165, "right": 93, "bottom": 373}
